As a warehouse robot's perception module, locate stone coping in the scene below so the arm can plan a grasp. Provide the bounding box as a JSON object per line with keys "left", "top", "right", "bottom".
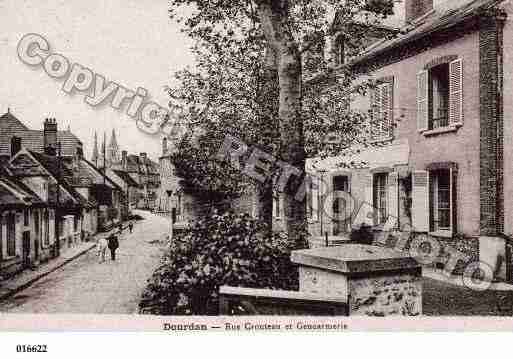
{"left": 219, "top": 286, "right": 346, "bottom": 303}
{"left": 291, "top": 244, "right": 420, "bottom": 274}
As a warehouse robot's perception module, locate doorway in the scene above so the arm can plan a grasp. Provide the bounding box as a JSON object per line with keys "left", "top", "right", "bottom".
{"left": 22, "top": 231, "right": 31, "bottom": 269}
{"left": 332, "top": 175, "right": 350, "bottom": 235}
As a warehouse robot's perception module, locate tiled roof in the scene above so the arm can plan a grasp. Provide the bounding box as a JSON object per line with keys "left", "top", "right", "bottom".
{"left": 112, "top": 169, "right": 140, "bottom": 188}
{"left": 79, "top": 158, "right": 122, "bottom": 191}
{"left": 28, "top": 151, "right": 95, "bottom": 208}
{"left": 125, "top": 154, "right": 159, "bottom": 175}
{"left": 0, "top": 112, "right": 82, "bottom": 157}
{"left": 354, "top": 0, "right": 502, "bottom": 66}
{"left": 0, "top": 164, "right": 45, "bottom": 209}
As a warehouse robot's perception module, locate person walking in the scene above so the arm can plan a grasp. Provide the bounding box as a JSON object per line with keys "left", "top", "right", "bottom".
{"left": 128, "top": 222, "right": 133, "bottom": 234}
{"left": 107, "top": 234, "right": 119, "bottom": 261}
{"left": 97, "top": 237, "right": 108, "bottom": 263}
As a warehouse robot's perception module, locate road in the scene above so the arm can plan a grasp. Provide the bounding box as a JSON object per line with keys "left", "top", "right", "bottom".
{"left": 0, "top": 211, "right": 169, "bottom": 314}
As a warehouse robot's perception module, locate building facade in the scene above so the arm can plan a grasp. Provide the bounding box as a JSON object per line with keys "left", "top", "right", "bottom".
{"left": 307, "top": 0, "right": 511, "bottom": 277}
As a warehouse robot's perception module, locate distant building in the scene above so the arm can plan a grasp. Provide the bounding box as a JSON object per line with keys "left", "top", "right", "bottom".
{"left": 92, "top": 130, "right": 160, "bottom": 210}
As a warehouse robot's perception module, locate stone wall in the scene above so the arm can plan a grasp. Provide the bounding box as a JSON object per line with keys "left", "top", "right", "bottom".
{"left": 372, "top": 231, "right": 479, "bottom": 275}
{"left": 349, "top": 273, "right": 421, "bottom": 316}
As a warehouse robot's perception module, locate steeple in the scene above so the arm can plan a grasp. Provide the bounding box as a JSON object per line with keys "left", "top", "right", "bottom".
{"left": 92, "top": 132, "right": 99, "bottom": 166}
{"left": 107, "top": 129, "right": 120, "bottom": 165}
{"left": 100, "top": 132, "right": 106, "bottom": 169}
{"left": 109, "top": 129, "right": 118, "bottom": 148}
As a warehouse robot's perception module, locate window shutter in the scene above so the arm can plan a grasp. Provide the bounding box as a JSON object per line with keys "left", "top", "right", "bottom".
{"left": 449, "top": 58, "right": 463, "bottom": 125}
{"left": 412, "top": 171, "right": 430, "bottom": 232}
{"left": 381, "top": 83, "right": 393, "bottom": 138}
{"left": 370, "top": 87, "right": 382, "bottom": 140}
{"left": 387, "top": 172, "right": 399, "bottom": 225}
{"left": 351, "top": 174, "right": 374, "bottom": 228}
{"left": 417, "top": 70, "right": 429, "bottom": 131}
{"left": 364, "top": 174, "right": 374, "bottom": 225}
{"left": 312, "top": 177, "right": 319, "bottom": 221}
{"left": 450, "top": 167, "right": 457, "bottom": 233}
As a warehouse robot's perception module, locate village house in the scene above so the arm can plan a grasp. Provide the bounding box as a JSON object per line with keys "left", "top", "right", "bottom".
{"left": 306, "top": 0, "right": 513, "bottom": 279}
{"left": 0, "top": 161, "right": 52, "bottom": 278}
{"left": 0, "top": 112, "right": 124, "bottom": 242}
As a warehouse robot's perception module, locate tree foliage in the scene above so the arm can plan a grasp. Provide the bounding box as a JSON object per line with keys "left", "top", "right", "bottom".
{"left": 139, "top": 211, "right": 303, "bottom": 315}
{"left": 166, "top": 0, "right": 397, "bottom": 238}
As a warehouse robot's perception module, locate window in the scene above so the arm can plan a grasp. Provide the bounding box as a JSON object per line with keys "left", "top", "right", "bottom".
{"left": 373, "top": 173, "right": 388, "bottom": 225}
{"left": 176, "top": 193, "right": 182, "bottom": 216}
{"left": 7, "top": 213, "right": 16, "bottom": 257}
{"left": 44, "top": 210, "right": 50, "bottom": 246}
{"left": 430, "top": 63, "right": 450, "bottom": 129}
{"left": 59, "top": 219, "right": 64, "bottom": 238}
{"left": 24, "top": 209, "right": 30, "bottom": 227}
{"left": 34, "top": 211, "right": 40, "bottom": 242}
{"left": 412, "top": 168, "right": 456, "bottom": 235}
{"left": 73, "top": 216, "right": 79, "bottom": 233}
{"left": 332, "top": 175, "right": 350, "bottom": 234}
{"left": 273, "top": 192, "right": 281, "bottom": 219}
{"left": 417, "top": 58, "right": 463, "bottom": 131}
{"left": 370, "top": 81, "right": 393, "bottom": 140}
{"left": 430, "top": 169, "right": 452, "bottom": 232}
{"left": 306, "top": 176, "right": 320, "bottom": 221}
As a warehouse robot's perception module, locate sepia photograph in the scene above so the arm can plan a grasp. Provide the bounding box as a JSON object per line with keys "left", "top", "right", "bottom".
{"left": 2, "top": 0, "right": 513, "bottom": 346}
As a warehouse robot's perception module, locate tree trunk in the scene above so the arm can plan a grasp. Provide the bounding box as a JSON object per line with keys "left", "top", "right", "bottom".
{"left": 257, "top": 1, "right": 306, "bottom": 243}
{"left": 256, "top": 46, "right": 278, "bottom": 233}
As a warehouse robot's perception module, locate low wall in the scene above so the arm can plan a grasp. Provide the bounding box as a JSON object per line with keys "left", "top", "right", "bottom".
{"left": 371, "top": 231, "right": 479, "bottom": 275}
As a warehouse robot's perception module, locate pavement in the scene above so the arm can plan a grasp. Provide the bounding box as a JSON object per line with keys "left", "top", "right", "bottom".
{"left": 0, "top": 210, "right": 169, "bottom": 314}
{"left": 0, "top": 241, "right": 97, "bottom": 302}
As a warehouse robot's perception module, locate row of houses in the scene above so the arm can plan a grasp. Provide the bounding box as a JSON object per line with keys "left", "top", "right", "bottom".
{"left": 0, "top": 111, "right": 141, "bottom": 278}
{"left": 91, "top": 130, "right": 160, "bottom": 210}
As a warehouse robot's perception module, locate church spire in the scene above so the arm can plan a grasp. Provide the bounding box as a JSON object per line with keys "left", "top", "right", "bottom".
{"left": 109, "top": 129, "right": 118, "bottom": 148}
{"left": 91, "top": 132, "right": 99, "bottom": 166}
{"left": 107, "top": 129, "right": 120, "bottom": 165}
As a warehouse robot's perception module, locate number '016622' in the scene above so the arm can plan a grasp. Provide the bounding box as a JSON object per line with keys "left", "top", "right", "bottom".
{"left": 16, "top": 345, "right": 48, "bottom": 353}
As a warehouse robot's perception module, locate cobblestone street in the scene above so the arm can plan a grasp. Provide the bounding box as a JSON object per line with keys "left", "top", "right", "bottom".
{"left": 0, "top": 211, "right": 169, "bottom": 314}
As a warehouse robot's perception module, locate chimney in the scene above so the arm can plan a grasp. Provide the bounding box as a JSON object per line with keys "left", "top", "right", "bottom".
{"left": 405, "top": 0, "right": 433, "bottom": 23}
{"left": 122, "top": 150, "right": 127, "bottom": 171}
{"left": 10, "top": 136, "right": 21, "bottom": 158}
{"left": 43, "top": 118, "right": 58, "bottom": 155}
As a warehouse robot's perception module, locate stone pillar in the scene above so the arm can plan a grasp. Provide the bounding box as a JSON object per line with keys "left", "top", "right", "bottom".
{"left": 291, "top": 244, "right": 422, "bottom": 316}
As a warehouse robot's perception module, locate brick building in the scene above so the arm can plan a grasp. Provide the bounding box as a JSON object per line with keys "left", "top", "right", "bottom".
{"left": 307, "top": 0, "right": 513, "bottom": 278}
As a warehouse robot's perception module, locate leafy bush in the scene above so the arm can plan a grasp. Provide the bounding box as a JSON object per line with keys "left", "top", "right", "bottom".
{"left": 139, "top": 211, "right": 304, "bottom": 315}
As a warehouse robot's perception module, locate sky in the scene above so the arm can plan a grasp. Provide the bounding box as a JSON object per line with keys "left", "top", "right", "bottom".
{"left": 0, "top": 0, "right": 194, "bottom": 161}
{"left": 0, "top": 0, "right": 432, "bottom": 162}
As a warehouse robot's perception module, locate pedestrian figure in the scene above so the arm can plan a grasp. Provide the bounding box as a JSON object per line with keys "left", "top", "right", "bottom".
{"left": 118, "top": 223, "right": 123, "bottom": 233}
{"left": 128, "top": 222, "right": 134, "bottom": 233}
{"left": 107, "top": 234, "right": 119, "bottom": 261}
{"left": 97, "top": 237, "right": 108, "bottom": 263}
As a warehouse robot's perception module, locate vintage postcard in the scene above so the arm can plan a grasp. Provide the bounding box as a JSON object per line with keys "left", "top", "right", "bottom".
{"left": 1, "top": 0, "right": 513, "bottom": 339}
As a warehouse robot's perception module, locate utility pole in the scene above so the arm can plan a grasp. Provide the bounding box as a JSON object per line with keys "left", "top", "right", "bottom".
{"left": 55, "top": 141, "right": 62, "bottom": 257}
